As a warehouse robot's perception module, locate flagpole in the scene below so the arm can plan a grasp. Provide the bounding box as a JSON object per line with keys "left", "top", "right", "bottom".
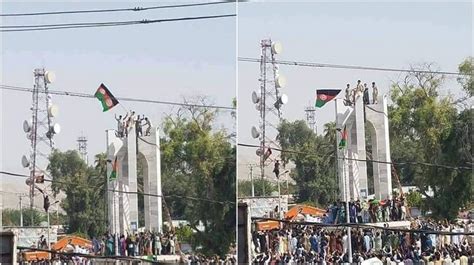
{"left": 335, "top": 98, "right": 352, "bottom": 263}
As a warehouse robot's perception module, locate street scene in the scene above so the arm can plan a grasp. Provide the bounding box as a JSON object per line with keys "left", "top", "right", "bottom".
{"left": 0, "top": 1, "right": 236, "bottom": 264}
{"left": 237, "top": 2, "right": 473, "bottom": 264}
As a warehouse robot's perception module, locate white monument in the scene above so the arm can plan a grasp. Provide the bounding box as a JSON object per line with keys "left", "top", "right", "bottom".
{"left": 336, "top": 94, "right": 392, "bottom": 201}
{"left": 106, "top": 124, "right": 163, "bottom": 234}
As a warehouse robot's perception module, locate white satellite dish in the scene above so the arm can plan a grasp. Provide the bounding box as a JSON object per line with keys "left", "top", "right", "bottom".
{"left": 21, "top": 155, "right": 30, "bottom": 168}
{"left": 23, "top": 120, "right": 31, "bottom": 133}
{"left": 44, "top": 71, "right": 56, "bottom": 84}
{"left": 276, "top": 75, "right": 286, "bottom": 88}
{"left": 251, "top": 91, "right": 260, "bottom": 104}
{"left": 280, "top": 94, "right": 289, "bottom": 105}
{"left": 271, "top": 42, "right": 282, "bottom": 54}
{"left": 48, "top": 104, "right": 59, "bottom": 117}
{"left": 251, "top": 126, "right": 260, "bottom": 139}
{"left": 51, "top": 123, "right": 61, "bottom": 134}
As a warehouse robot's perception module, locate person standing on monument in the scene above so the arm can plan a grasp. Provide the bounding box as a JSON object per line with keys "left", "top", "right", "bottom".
{"left": 363, "top": 83, "right": 370, "bottom": 105}
{"left": 354, "top": 80, "right": 364, "bottom": 102}
{"left": 135, "top": 115, "right": 144, "bottom": 136}
{"left": 143, "top": 117, "right": 152, "bottom": 136}
{"left": 345, "top": 83, "right": 352, "bottom": 106}
{"left": 115, "top": 114, "right": 124, "bottom": 137}
{"left": 372, "top": 82, "right": 379, "bottom": 104}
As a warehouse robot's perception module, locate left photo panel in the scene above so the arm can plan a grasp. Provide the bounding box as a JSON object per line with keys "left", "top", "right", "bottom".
{"left": 0, "top": 1, "right": 236, "bottom": 263}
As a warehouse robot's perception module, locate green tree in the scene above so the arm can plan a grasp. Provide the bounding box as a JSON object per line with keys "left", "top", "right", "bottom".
{"left": 457, "top": 57, "right": 474, "bottom": 97}
{"left": 277, "top": 120, "right": 337, "bottom": 206}
{"left": 161, "top": 101, "right": 235, "bottom": 257}
{"left": 48, "top": 150, "right": 107, "bottom": 237}
{"left": 1, "top": 208, "right": 46, "bottom": 227}
{"left": 238, "top": 179, "right": 277, "bottom": 197}
{"left": 389, "top": 63, "right": 473, "bottom": 220}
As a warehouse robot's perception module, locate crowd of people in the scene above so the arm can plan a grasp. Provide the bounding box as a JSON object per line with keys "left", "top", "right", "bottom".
{"left": 89, "top": 231, "right": 177, "bottom": 257}
{"left": 114, "top": 110, "right": 152, "bottom": 138}
{"left": 252, "top": 219, "right": 474, "bottom": 264}
{"left": 344, "top": 80, "right": 379, "bottom": 106}
{"left": 324, "top": 198, "right": 408, "bottom": 225}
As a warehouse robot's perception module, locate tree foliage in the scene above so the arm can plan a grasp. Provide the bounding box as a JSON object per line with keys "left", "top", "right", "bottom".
{"left": 457, "top": 57, "right": 474, "bottom": 97}
{"left": 277, "top": 120, "right": 338, "bottom": 206}
{"left": 48, "top": 150, "right": 107, "bottom": 237}
{"left": 389, "top": 62, "right": 473, "bottom": 220}
{"left": 160, "top": 100, "right": 235, "bottom": 257}
{"left": 238, "top": 179, "right": 277, "bottom": 197}
{"left": 2, "top": 208, "right": 47, "bottom": 227}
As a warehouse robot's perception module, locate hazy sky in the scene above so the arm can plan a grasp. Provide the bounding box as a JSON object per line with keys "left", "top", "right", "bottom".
{"left": 237, "top": 1, "right": 472, "bottom": 183}
{"left": 1, "top": 1, "right": 236, "bottom": 208}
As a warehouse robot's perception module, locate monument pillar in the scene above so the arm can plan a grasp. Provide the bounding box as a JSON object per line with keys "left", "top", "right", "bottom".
{"left": 138, "top": 127, "right": 163, "bottom": 233}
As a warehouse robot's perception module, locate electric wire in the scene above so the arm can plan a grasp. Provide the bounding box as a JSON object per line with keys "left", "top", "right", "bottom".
{"left": 238, "top": 57, "right": 468, "bottom": 76}
{"left": 0, "top": 1, "right": 234, "bottom": 17}
{"left": 0, "top": 171, "right": 235, "bottom": 205}
{"left": 237, "top": 143, "right": 473, "bottom": 171}
{"left": 0, "top": 14, "right": 236, "bottom": 32}
{"left": 0, "top": 85, "right": 235, "bottom": 111}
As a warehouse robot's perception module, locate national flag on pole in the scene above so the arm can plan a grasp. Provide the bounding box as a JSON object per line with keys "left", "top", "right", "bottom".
{"left": 95, "top": 83, "right": 119, "bottom": 112}
{"left": 315, "top": 89, "right": 341, "bottom": 108}
{"left": 338, "top": 125, "right": 347, "bottom": 149}
{"left": 109, "top": 157, "right": 118, "bottom": 181}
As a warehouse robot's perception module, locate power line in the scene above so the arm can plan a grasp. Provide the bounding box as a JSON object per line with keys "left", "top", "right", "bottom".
{"left": 0, "top": 1, "right": 234, "bottom": 17}
{"left": 0, "top": 85, "right": 235, "bottom": 111}
{"left": 0, "top": 14, "right": 236, "bottom": 32}
{"left": 0, "top": 170, "right": 235, "bottom": 205}
{"left": 237, "top": 143, "right": 473, "bottom": 171}
{"left": 238, "top": 57, "right": 467, "bottom": 76}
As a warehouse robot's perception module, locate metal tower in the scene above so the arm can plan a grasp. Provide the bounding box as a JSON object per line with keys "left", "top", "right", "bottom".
{"left": 23, "top": 68, "right": 59, "bottom": 225}
{"left": 305, "top": 105, "right": 317, "bottom": 134}
{"left": 250, "top": 39, "right": 288, "bottom": 195}
{"left": 77, "top": 134, "right": 88, "bottom": 165}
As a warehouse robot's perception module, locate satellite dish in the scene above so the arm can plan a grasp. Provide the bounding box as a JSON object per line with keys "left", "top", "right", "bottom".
{"left": 276, "top": 75, "right": 286, "bottom": 88}
{"left": 271, "top": 42, "right": 282, "bottom": 54}
{"left": 45, "top": 71, "right": 56, "bottom": 84}
{"left": 23, "top": 120, "right": 31, "bottom": 133}
{"left": 25, "top": 178, "right": 33, "bottom": 186}
{"left": 48, "top": 104, "right": 59, "bottom": 117}
{"left": 251, "top": 91, "right": 260, "bottom": 104}
{"left": 21, "top": 155, "right": 30, "bottom": 168}
{"left": 51, "top": 123, "right": 61, "bottom": 134}
{"left": 280, "top": 94, "right": 289, "bottom": 105}
{"left": 256, "top": 148, "right": 263, "bottom": 156}
{"left": 251, "top": 126, "right": 260, "bottom": 139}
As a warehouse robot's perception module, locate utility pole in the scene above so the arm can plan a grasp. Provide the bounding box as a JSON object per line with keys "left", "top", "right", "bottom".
{"left": 19, "top": 195, "right": 23, "bottom": 227}
{"left": 249, "top": 165, "right": 255, "bottom": 197}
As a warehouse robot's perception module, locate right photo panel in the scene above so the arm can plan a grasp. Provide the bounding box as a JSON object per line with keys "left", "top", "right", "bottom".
{"left": 237, "top": 1, "right": 473, "bottom": 264}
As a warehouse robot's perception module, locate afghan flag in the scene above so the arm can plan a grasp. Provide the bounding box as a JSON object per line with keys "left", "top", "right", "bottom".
{"left": 109, "top": 157, "right": 118, "bottom": 181}
{"left": 95, "top": 83, "right": 119, "bottom": 112}
{"left": 338, "top": 125, "right": 347, "bottom": 149}
{"left": 315, "top": 89, "right": 341, "bottom": 108}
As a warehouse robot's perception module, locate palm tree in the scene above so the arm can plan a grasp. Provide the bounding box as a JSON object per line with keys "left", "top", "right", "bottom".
{"left": 323, "top": 122, "right": 337, "bottom": 144}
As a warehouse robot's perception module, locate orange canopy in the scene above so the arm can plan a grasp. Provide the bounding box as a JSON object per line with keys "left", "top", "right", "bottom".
{"left": 285, "top": 205, "right": 327, "bottom": 220}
